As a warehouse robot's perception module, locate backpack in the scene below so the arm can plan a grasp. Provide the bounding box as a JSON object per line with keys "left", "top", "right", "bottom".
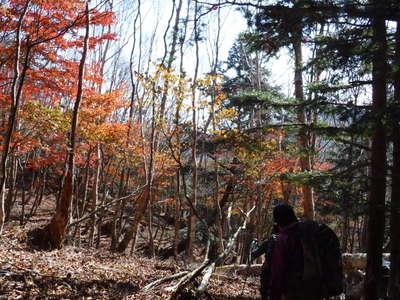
{"left": 285, "top": 221, "right": 344, "bottom": 297}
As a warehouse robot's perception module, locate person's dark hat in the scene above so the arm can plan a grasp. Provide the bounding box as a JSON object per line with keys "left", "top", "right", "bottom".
{"left": 273, "top": 204, "right": 298, "bottom": 227}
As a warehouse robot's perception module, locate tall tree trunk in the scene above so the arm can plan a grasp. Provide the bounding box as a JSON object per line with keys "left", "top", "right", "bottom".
{"left": 5, "top": 156, "right": 18, "bottom": 222}
{"left": 147, "top": 187, "right": 155, "bottom": 258}
{"left": 116, "top": 186, "right": 150, "bottom": 252}
{"left": 116, "top": 0, "right": 183, "bottom": 254}
{"left": 212, "top": 0, "right": 224, "bottom": 257}
{"left": 359, "top": 215, "right": 368, "bottom": 252}
{"left": 110, "top": 0, "right": 142, "bottom": 252}
{"left": 173, "top": 1, "right": 189, "bottom": 258}
{"left": 28, "top": 1, "right": 90, "bottom": 250}
{"left": 88, "top": 144, "right": 101, "bottom": 247}
{"left": 365, "top": 3, "right": 388, "bottom": 299}
{"left": 0, "top": 0, "right": 31, "bottom": 235}
{"left": 292, "top": 26, "right": 314, "bottom": 220}
{"left": 20, "top": 175, "right": 27, "bottom": 226}
{"left": 117, "top": 75, "right": 156, "bottom": 254}
{"left": 186, "top": 0, "right": 200, "bottom": 261}
{"left": 159, "top": 0, "right": 182, "bottom": 113}
{"left": 174, "top": 169, "right": 181, "bottom": 258}
{"left": 147, "top": 0, "right": 183, "bottom": 256}
{"left": 389, "top": 20, "right": 400, "bottom": 300}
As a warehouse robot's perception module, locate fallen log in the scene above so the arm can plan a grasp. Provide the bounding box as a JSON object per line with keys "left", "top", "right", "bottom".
{"left": 143, "top": 271, "right": 189, "bottom": 291}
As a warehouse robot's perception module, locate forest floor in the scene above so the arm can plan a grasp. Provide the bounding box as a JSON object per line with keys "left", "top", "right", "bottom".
{"left": 0, "top": 196, "right": 260, "bottom": 300}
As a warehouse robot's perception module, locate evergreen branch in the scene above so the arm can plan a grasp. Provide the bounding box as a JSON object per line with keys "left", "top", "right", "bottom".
{"left": 196, "top": 1, "right": 400, "bottom": 21}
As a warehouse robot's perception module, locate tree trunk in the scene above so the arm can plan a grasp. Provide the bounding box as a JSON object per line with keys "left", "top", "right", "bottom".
{"left": 5, "top": 156, "right": 18, "bottom": 222}
{"left": 147, "top": 189, "right": 155, "bottom": 258}
{"left": 292, "top": 25, "right": 314, "bottom": 221}
{"left": 174, "top": 170, "right": 181, "bottom": 258}
{"left": 186, "top": 0, "right": 200, "bottom": 261}
{"left": 365, "top": 4, "right": 388, "bottom": 300}
{"left": 212, "top": 1, "right": 224, "bottom": 257}
{"left": 342, "top": 192, "right": 350, "bottom": 253}
{"left": 27, "top": 170, "right": 44, "bottom": 220}
{"left": 359, "top": 215, "right": 368, "bottom": 252}
{"left": 389, "top": 20, "right": 400, "bottom": 300}
{"left": 88, "top": 144, "right": 101, "bottom": 247}
{"left": 110, "top": 166, "right": 126, "bottom": 251}
{"left": 172, "top": 0, "right": 189, "bottom": 260}
{"left": 80, "top": 151, "right": 91, "bottom": 217}
{"left": 28, "top": 1, "right": 90, "bottom": 250}
{"left": 0, "top": 0, "right": 31, "bottom": 235}
{"left": 116, "top": 186, "right": 150, "bottom": 253}
{"left": 118, "top": 73, "right": 156, "bottom": 253}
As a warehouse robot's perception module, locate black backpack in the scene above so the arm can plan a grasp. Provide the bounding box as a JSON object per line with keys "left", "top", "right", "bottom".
{"left": 285, "top": 221, "right": 344, "bottom": 297}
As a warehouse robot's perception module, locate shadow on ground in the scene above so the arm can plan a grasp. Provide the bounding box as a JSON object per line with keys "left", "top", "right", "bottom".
{"left": 0, "top": 271, "right": 138, "bottom": 299}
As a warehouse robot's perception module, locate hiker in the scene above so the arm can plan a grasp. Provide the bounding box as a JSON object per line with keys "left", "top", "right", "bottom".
{"left": 269, "top": 204, "right": 343, "bottom": 300}
{"left": 250, "top": 225, "right": 279, "bottom": 300}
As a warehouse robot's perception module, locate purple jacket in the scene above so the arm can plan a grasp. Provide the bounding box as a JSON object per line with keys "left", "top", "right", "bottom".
{"left": 269, "top": 221, "right": 299, "bottom": 300}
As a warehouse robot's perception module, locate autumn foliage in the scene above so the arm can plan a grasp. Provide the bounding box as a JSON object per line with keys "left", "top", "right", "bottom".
{"left": 0, "top": 0, "right": 346, "bottom": 271}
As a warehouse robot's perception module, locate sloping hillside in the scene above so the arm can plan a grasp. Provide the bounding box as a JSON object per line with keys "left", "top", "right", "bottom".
{"left": 0, "top": 224, "right": 259, "bottom": 300}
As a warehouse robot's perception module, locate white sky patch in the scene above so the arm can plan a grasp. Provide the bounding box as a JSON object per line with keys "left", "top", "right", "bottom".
{"left": 113, "top": 0, "right": 295, "bottom": 97}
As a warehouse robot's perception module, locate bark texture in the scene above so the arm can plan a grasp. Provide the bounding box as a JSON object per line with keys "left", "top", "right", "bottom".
{"left": 293, "top": 25, "right": 314, "bottom": 220}
{"left": 389, "top": 20, "right": 400, "bottom": 300}
{"left": 365, "top": 3, "right": 388, "bottom": 299}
